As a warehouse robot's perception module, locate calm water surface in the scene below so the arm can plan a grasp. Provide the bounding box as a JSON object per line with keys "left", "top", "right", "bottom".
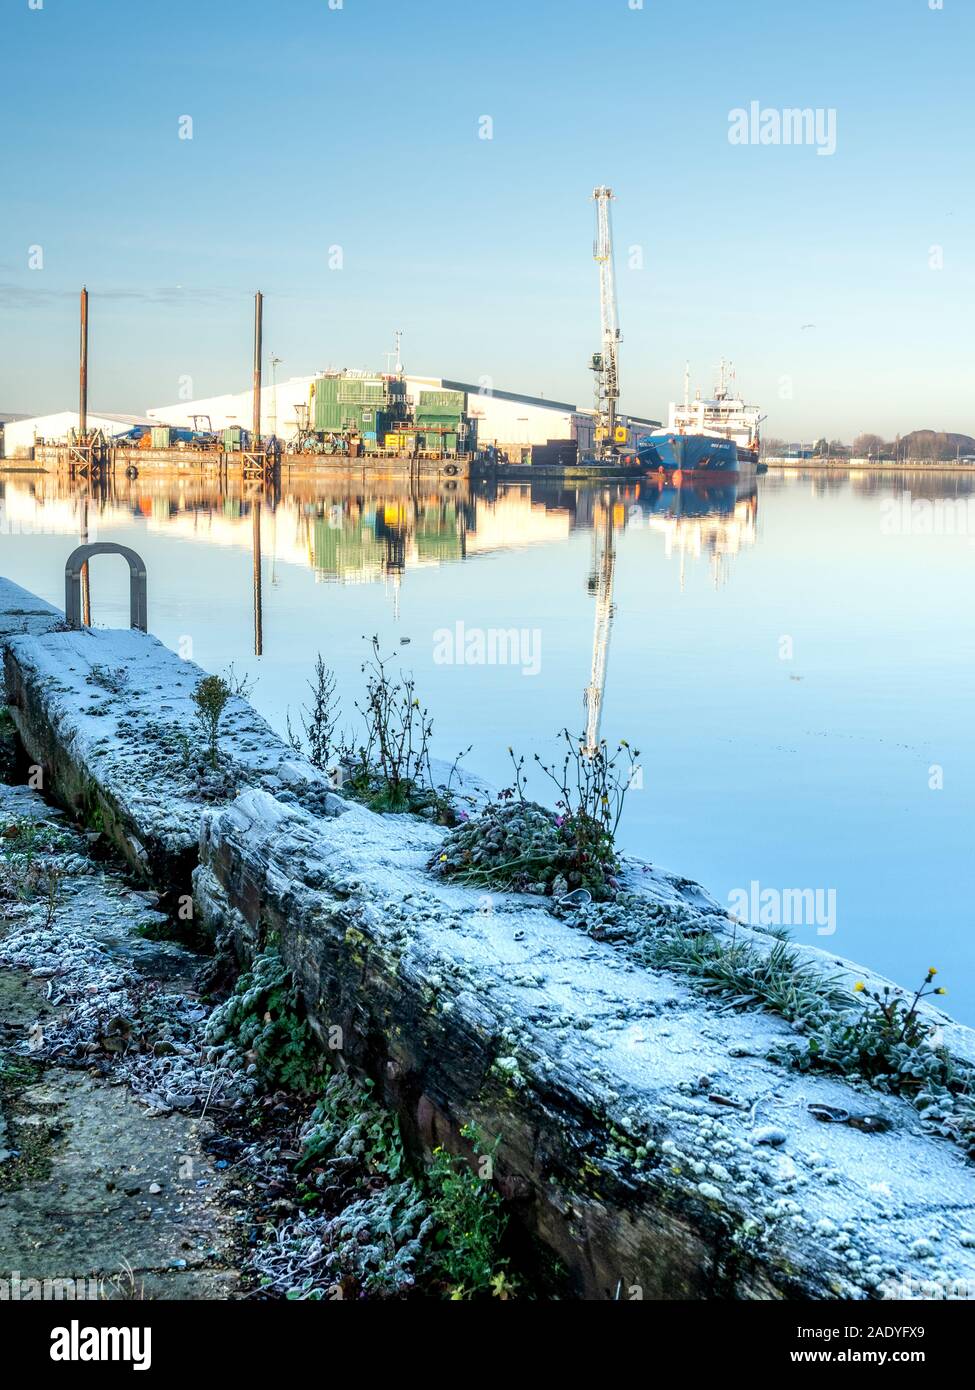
{"left": 2, "top": 466, "right": 973, "bottom": 1019}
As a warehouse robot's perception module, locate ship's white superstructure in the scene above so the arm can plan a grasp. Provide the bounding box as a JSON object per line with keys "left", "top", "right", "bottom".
{"left": 666, "top": 361, "right": 765, "bottom": 457}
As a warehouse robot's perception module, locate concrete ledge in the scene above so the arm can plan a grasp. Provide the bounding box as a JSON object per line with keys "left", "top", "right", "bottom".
{"left": 0, "top": 577, "right": 62, "bottom": 642}
{"left": 196, "top": 788, "right": 975, "bottom": 1300}
{"left": 3, "top": 575, "right": 975, "bottom": 1299}
{"left": 0, "top": 578, "right": 328, "bottom": 887}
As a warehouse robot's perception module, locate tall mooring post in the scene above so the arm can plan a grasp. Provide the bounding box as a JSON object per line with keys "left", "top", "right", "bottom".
{"left": 79, "top": 286, "right": 89, "bottom": 439}
{"left": 252, "top": 291, "right": 263, "bottom": 449}
{"left": 78, "top": 287, "right": 91, "bottom": 616}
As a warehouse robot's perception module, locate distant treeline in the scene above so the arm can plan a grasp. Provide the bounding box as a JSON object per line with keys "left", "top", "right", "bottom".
{"left": 764, "top": 430, "right": 975, "bottom": 461}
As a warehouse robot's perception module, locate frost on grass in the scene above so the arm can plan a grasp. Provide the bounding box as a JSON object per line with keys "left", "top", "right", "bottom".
{"left": 553, "top": 889, "right": 975, "bottom": 1157}
{"left": 251, "top": 1074, "right": 511, "bottom": 1300}
{"left": 430, "top": 733, "right": 639, "bottom": 899}
{"left": 0, "top": 787, "right": 513, "bottom": 1298}
{"left": 204, "top": 948, "right": 322, "bottom": 1096}
{"left": 0, "top": 787, "right": 234, "bottom": 1112}
{"left": 2, "top": 626, "right": 339, "bottom": 872}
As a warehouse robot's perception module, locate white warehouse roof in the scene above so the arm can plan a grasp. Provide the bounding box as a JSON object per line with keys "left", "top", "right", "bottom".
{"left": 146, "top": 373, "right": 591, "bottom": 446}
{"left": 1, "top": 411, "right": 155, "bottom": 458}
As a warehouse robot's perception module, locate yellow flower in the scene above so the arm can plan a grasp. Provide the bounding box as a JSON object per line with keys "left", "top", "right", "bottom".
{"left": 439, "top": 854, "right": 447, "bottom": 862}
{"left": 936, "top": 987, "right": 947, "bottom": 996}
{"left": 853, "top": 982, "right": 865, "bottom": 993}
{"left": 928, "top": 967, "right": 938, "bottom": 976}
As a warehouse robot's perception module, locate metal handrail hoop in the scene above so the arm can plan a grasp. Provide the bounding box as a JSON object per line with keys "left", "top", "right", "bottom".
{"left": 64, "top": 543, "right": 148, "bottom": 632}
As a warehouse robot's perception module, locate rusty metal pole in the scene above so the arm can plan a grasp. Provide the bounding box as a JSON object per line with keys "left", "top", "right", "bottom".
{"left": 79, "top": 286, "right": 89, "bottom": 439}
{"left": 252, "top": 291, "right": 263, "bottom": 452}
{"left": 79, "top": 287, "right": 91, "bottom": 611}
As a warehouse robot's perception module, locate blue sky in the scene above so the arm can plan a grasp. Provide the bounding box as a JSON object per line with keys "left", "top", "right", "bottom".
{"left": 1, "top": 0, "right": 972, "bottom": 437}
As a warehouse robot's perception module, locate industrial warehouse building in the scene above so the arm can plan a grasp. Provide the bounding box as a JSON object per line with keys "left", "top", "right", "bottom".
{"left": 145, "top": 374, "right": 658, "bottom": 460}
{"left": 0, "top": 411, "right": 156, "bottom": 459}
{"left": 1, "top": 378, "right": 658, "bottom": 463}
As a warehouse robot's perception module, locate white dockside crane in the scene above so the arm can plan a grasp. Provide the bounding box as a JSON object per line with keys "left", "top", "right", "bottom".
{"left": 590, "top": 186, "right": 623, "bottom": 461}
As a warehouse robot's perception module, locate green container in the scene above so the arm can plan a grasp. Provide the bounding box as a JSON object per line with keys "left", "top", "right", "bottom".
{"left": 419, "top": 431, "right": 447, "bottom": 452}
{"left": 312, "top": 377, "right": 407, "bottom": 431}
{"left": 223, "top": 426, "right": 244, "bottom": 450}
{"left": 417, "top": 413, "right": 463, "bottom": 428}
{"left": 314, "top": 401, "right": 352, "bottom": 432}
{"left": 419, "top": 389, "right": 466, "bottom": 413}
{"left": 151, "top": 425, "right": 172, "bottom": 449}
{"left": 338, "top": 377, "right": 385, "bottom": 405}
{"left": 313, "top": 376, "right": 341, "bottom": 403}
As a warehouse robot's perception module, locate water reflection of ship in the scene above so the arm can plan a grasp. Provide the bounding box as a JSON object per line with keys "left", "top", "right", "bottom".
{"left": 635, "top": 477, "right": 759, "bottom": 588}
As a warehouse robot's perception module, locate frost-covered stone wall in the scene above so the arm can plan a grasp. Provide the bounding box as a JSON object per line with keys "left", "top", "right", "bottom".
{"left": 0, "top": 578, "right": 328, "bottom": 889}
{"left": 3, "top": 575, "right": 975, "bottom": 1300}
{"left": 193, "top": 788, "right": 975, "bottom": 1299}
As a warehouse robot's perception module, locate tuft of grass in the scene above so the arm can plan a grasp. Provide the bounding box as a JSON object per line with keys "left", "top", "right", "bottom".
{"left": 642, "top": 925, "right": 848, "bottom": 1027}
{"left": 86, "top": 662, "right": 129, "bottom": 694}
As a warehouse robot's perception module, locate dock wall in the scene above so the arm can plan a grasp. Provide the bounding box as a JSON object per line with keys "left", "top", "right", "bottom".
{"left": 2, "top": 575, "right": 974, "bottom": 1299}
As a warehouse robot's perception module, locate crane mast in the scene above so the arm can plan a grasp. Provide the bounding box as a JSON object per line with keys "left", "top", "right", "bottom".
{"left": 591, "top": 186, "right": 622, "bottom": 460}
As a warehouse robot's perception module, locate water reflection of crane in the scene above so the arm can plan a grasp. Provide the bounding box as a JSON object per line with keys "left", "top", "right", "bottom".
{"left": 583, "top": 492, "right": 617, "bottom": 755}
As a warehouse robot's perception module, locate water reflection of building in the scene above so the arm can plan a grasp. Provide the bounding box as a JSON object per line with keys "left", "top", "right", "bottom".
{"left": 0, "top": 470, "right": 759, "bottom": 593}
{"left": 311, "top": 498, "right": 473, "bottom": 579}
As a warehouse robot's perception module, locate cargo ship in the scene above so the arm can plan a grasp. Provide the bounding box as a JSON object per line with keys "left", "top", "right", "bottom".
{"left": 665, "top": 360, "right": 766, "bottom": 467}
{"left": 618, "top": 430, "right": 746, "bottom": 481}
{"left": 625, "top": 431, "right": 742, "bottom": 478}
